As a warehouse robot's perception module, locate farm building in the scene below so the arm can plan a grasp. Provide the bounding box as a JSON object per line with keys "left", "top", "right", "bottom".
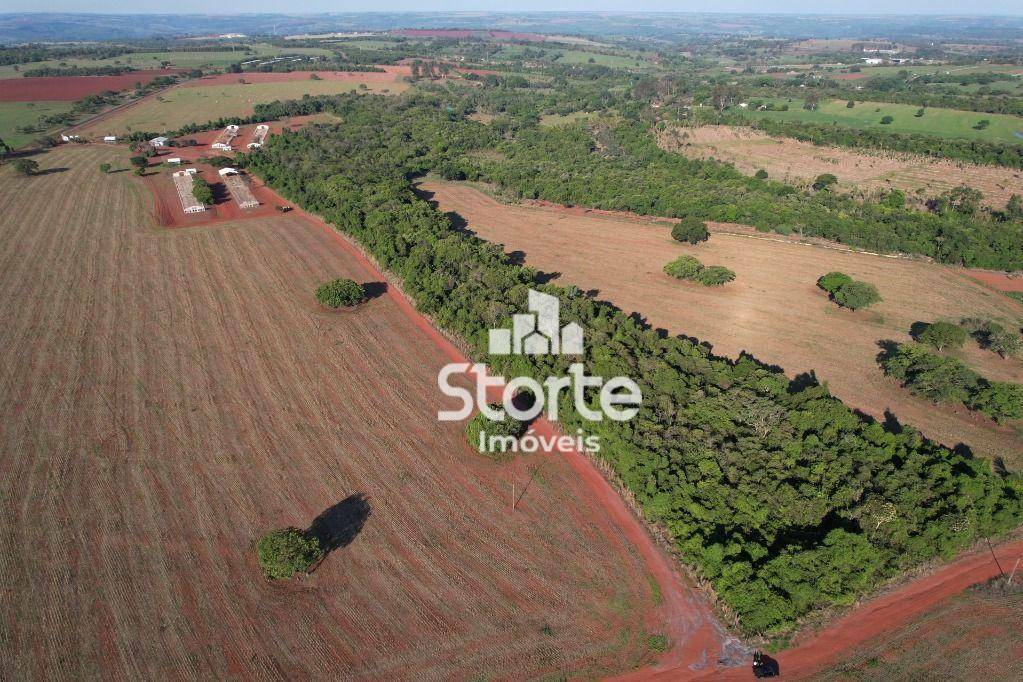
{"left": 60, "top": 133, "right": 81, "bottom": 142}
{"left": 150, "top": 136, "right": 169, "bottom": 148}
{"left": 171, "top": 169, "right": 206, "bottom": 214}
{"left": 103, "top": 136, "right": 117, "bottom": 143}
{"left": 247, "top": 124, "right": 270, "bottom": 149}
{"left": 166, "top": 157, "right": 182, "bottom": 165}
{"left": 223, "top": 172, "right": 260, "bottom": 209}
{"left": 211, "top": 125, "right": 240, "bottom": 151}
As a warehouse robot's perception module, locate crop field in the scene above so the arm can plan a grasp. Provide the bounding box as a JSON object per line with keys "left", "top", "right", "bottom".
{"left": 747, "top": 98, "right": 1023, "bottom": 144}
{"left": 0, "top": 100, "right": 74, "bottom": 148}
{"left": 0, "top": 69, "right": 181, "bottom": 102}
{"left": 657, "top": 125, "right": 1023, "bottom": 209}
{"left": 817, "top": 582, "right": 1023, "bottom": 680}
{"left": 77, "top": 77, "right": 408, "bottom": 135}
{"left": 422, "top": 180, "right": 1023, "bottom": 464}
{"left": 0, "top": 145, "right": 670, "bottom": 679}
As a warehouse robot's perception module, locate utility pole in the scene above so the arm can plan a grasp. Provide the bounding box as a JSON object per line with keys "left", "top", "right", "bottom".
{"left": 987, "top": 539, "right": 1006, "bottom": 579}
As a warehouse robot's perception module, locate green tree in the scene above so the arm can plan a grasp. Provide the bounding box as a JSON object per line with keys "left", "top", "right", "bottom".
{"left": 883, "top": 343, "right": 979, "bottom": 403}
{"left": 315, "top": 277, "right": 366, "bottom": 308}
{"left": 191, "top": 176, "right": 214, "bottom": 205}
{"left": 13, "top": 158, "right": 39, "bottom": 176}
{"left": 754, "top": 169, "right": 768, "bottom": 180}
{"left": 256, "top": 527, "right": 324, "bottom": 580}
{"left": 670, "top": 217, "right": 710, "bottom": 245}
{"left": 968, "top": 382, "right": 1023, "bottom": 423}
{"left": 987, "top": 328, "right": 1023, "bottom": 358}
{"left": 880, "top": 116, "right": 894, "bottom": 125}
{"left": 129, "top": 156, "right": 148, "bottom": 169}
{"left": 816, "top": 271, "right": 852, "bottom": 294}
{"left": 663, "top": 255, "right": 704, "bottom": 280}
{"left": 832, "top": 281, "right": 881, "bottom": 310}
{"left": 99, "top": 163, "right": 111, "bottom": 174}
{"left": 465, "top": 408, "right": 527, "bottom": 455}
{"left": 917, "top": 321, "right": 967, "bottom": 351}
{"left": 1006, "top": 194, "right": 1023, "bottom": 221}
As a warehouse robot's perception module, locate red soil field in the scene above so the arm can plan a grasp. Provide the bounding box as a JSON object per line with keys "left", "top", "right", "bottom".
{"left": 421, "top": 181, "right": 1023, "bottom": 463}
{"left": 966, "top": 269, "right": 1023, "bottom": 292}
{"left": 182, "top": 66, "right": 412, "bottom": 87}
{"left": 0, "top": 143, "right": 721, "bottom": 679}
{"left": 0, "top": 69, "right": 181, "bottom": 101}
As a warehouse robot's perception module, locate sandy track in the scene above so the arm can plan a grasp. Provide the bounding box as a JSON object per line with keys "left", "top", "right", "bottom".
{"left": 658, "top": 125, "right": 1023, "bottom": 210}
{"left": 0, "top": 145, "right": 672, "bottom": 679}
{"left": 422, "top": 180, "right": 1023, "bottom": 463}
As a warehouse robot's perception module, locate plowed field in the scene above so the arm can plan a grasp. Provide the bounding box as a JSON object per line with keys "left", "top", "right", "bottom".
{"left": 0, "top": 145, "right": 674, "bottom": 679}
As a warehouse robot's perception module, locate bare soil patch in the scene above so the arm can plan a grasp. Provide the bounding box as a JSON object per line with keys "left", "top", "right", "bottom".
{"left": 0, "top": 145, "right": 672, "bottom": 679}
{"left": 657, "top": 125, "right": 1023, "bottom": 210}
{"left": 422, "top": 180, "right": 1023, "bottom": 463}
{"left": 0, "top": 69, "right": 181, "bottom": 101}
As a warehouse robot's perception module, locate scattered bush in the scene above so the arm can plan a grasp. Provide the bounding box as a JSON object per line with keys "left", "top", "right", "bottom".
{"left": 880, "top": 115, "right": 894, "bottom": 125}
{"left": 916, "top": 321, "right": 968, "bottom": 351}
{"left": 754, "top": 169, "right": 768, "bottom": 179}
{"left": 812, "top": 173, "right": 837, "bottom": 191}
{"left": 315, "top": 277, "right": 366, "bottom": 308}
{"left": 670, "top": 217, "right": 710, "bottom": 245}
{"left": 664, "top": 255, "right": 704, "bottom": 280}
{"left": 695, "top": 265, "right": 736, "bottom": 286}
{"left": 817, "top": 272, "right": 880, "bottom": 310}
{"left": 256, "top": 527, "right": 324, "bottom": 580}
{"left": 12, "top": 158, "right": 38, "bottom": 176}
{"left": 465, "top": 407, "right": 528, "bottom": 455}
{"left": 99, "top": 163, "right": 111, "bottom": 174}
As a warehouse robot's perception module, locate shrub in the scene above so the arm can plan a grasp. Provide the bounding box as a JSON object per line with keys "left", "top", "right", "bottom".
{"left": 315, "top": 278, "right": 366, "bottom": 308}
{"left": 846, "top": 100, "right": 855, "bottom": 108}
{"left": 987, "top": 328, "right": 1023, "bottom": 358}
{"left": 816, "top": 271, "right": 853, "bottom": 294}
{"left": 812, "top": 173, "right": 837, "bottom": 191}
{"left": 256, "top": 527, "right": 324, "bottom": 580}
{"left": 754, "top": 169, "right": 768, "bottom": 179}
{"left": 832, "top": 281, "right": 881, "bottom": 310}
{"left": 664, "top": 255, "right": 704, "bottom": 280}
{"left": 916, "top": 321, "right": 967, "bottom": 351}
{"left": 465, "top": 408, "right": 528, "bottom": 455}
{"left": 670, "top": 217, "right": 710, "bottom": 245}
{"left": 99, "top": 163, "right": 111, "bottom": 174}
{"left": 880, "top": 116, "right": 894, "bottom": 125}
{"left": 13, "top": 158, "right": 38, "bottom": 176}
{"left": 695, "top": 265, "right": 736, "bottom": 286}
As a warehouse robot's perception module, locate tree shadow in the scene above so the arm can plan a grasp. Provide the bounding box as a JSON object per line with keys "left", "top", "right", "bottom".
{"left": 308, "top": 493, "right": 371, "bottom": 554}
{"left": 36, "top": 167, "right": 69, "bottom": 175}
{"left": 361, "top": 281, "right": 388, "bottom": 300}
{"left": 908, "top": 321, "right": 930, "bottom": 341}
{"left": 875, "top": 338, "right": 900, "bottom": 367}
{"left": 211, "top": 181, "right": 230, "bottom": 205}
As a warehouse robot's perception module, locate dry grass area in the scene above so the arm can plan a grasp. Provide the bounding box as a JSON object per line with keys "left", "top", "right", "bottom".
{"left": 0, "top": 145, "right": 663, "bottom": 679}
{"left": 657, "top": 125, "right": 1023, "bottom": 210}
{"left": 422, "top": 180, "right": 1023, "bottom": 463}
{"left": 816, "top": 581, "right": 1023, "bottom": 680}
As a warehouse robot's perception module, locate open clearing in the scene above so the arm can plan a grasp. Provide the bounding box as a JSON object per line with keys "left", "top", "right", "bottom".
{"left": 0, "top": 144, "right": 672, "bottom": 679}
{"left": 0, "top": 100, "right": 74, "bottom": 148}
{"left": 422, "top": 180, "right": 1023, "bottom": 463}
{"left": 746, "top": 98, "right": 1023, "bottom": 144}
{"left": 657, "top": 125, "right": 1023, "bottom": 209}
{"left": 77, "top": 77, "right": 407, "bottom": 135}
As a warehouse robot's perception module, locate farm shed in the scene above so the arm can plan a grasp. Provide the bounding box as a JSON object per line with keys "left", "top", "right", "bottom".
{"left": 211, "top": 125, "right": 240, "bottom": 151}
{"left": 247, "top": 124, "right": 270, "bottom": 149}
{"left": 223, "top": 173, "right": 260, "bottom": 209}
{"left": 150, "top": 136, "right": 169, "bottom": 147}
{"left": 171, "top": 169, "right": 206, "bottom": 214}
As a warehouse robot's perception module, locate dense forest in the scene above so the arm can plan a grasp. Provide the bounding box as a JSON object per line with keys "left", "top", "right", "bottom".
{"left": 244, "top": 91, "right": 1023, "bottom": 635}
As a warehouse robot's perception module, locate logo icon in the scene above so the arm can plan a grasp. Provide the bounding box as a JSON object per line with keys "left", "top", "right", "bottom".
{"left": 488, "top": 289, "right": 584, "bottom": 356}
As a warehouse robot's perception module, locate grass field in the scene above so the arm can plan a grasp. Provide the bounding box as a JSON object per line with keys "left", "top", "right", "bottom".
{"left": 747, "top": 98, "right": 1023, "bottom": 144}
{"left": 422, "top": 180, "right": 1023, "bottom": 464}
{"left": 818, "top": 581, "right": 1023, "bottom": 680}
{"left": 0, "top": 144, "right": 664, "bottom": 679}
{"left": 0, "top": 100, "right": 73, "bottom": 147}
{"left": 657, "top": 125, "right": 1023, "bottom": 210}
{"left": 78, "top": 78, "right": 407, "bottom": 135}
{"left": 495, "top": 44, "right": 648, "bottom": 69}
{"left": 0, "top": 44, "right": 335, "bottom": 79}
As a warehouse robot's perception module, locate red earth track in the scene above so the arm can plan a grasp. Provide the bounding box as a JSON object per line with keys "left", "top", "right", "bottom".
{"left": 248, "top": 176, "right": 1023, "bottom": 681}
{"left": 0, "top": 69, "right": 182, "bottom": 101}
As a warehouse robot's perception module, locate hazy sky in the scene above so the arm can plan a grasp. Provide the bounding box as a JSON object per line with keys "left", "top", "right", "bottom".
{"left": 8, "top": 2, "right": 1023, "bottom": 15}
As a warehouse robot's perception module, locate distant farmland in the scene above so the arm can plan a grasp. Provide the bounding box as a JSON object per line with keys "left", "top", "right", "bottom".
{"left": 78, "top": 75, "right": 408, "bottom": 135}
{"left": 0, "top": 145, "right": 663, "bottom": 679}
{"left": 747, "top": 98, "right": 1023, "bottom": 145}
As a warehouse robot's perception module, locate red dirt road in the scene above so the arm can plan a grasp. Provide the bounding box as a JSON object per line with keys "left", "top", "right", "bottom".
{"left": 0, "top": 69, "right": 181, "bottom": 101}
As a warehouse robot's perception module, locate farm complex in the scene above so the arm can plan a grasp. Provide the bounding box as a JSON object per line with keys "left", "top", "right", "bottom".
{"left": 2, "top": 11, "right": 1023, "bottom": 681}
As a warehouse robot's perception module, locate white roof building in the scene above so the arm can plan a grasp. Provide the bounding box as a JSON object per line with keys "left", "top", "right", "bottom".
{"left": 150, "top": 136, "right": 169, "bottom": 147}
{"left": 103, "top": 136, "right": 117, "bottom": 142}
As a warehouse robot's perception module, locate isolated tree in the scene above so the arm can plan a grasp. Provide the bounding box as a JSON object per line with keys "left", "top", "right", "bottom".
{"left": 832, "top": 281, "right": 881, "bottom": 310}
{"left": 816, "top": 271, "right": 852, "bottom": 294}
{"left": 812, "top": 173, "right": 838, "bottom": 191}
{"left": 880, "top": 115, "right": 894, "bottom": 125}
{"left": 99, "top": 163, "right": 111, "bottom": 174}
{"left": 671, "top": 217, "right": 709, "bottom": 245}
{"left": 465, "top": 407, "right": 527, "bottom": 455}
{"left": 13, "top": 158, "right": 38, "bottom": 176}
{"left": 191, "top": 176, "right": 214, "bottom": 205}
{"left": 846, "top": 100, "right": 855, "bottom": 108}
{"left": 663, "top": 255, "right": 704, "bottom": 280}
{"left": 917, "top": 321, "right": 967, "bottom": 351}
{"left": 129, "top": 156, "right": 148, "bottom": 169}
{"left": 695, "top": 265, "right": 736, "bottom": 286}
{"left": 315, "top": 277, "right": 365, "bottom": 308}
{"left": 256, "top": 527, "right": 324, "bottom": 580}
